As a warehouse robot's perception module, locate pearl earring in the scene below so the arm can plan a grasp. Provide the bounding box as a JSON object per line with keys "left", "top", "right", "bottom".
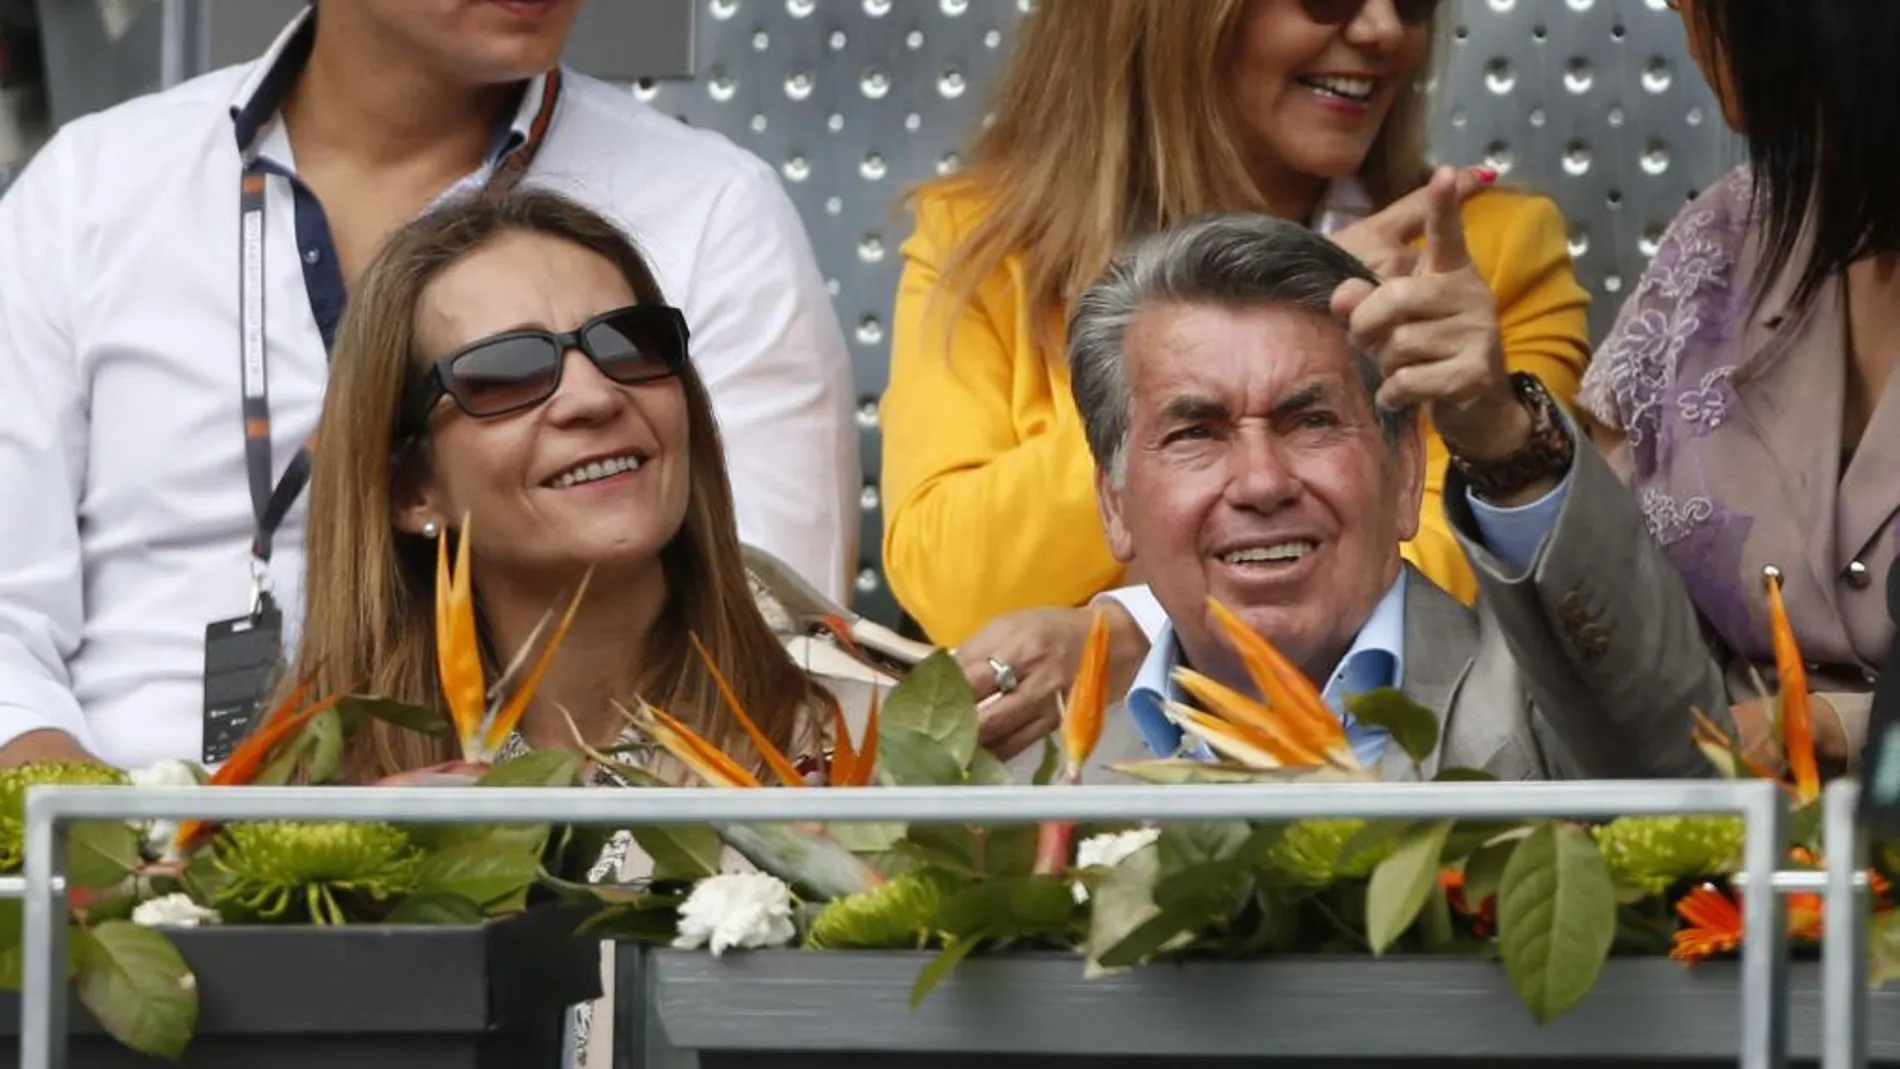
{"left": 422, "top": 521, "right": 440, "bottom": 539}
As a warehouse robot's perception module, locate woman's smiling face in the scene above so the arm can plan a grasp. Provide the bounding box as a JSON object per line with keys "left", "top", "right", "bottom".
{"left": 400, "top": 230, "right": 692, "bottom": 579}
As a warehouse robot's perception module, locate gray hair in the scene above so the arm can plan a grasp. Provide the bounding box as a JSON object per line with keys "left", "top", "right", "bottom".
{"left": 1067, "top": 212, "right": 1415, "bottom": 483}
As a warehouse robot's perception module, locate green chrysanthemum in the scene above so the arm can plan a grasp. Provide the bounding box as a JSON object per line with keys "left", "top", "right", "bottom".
{"left": 1594, "top": 816, "right": 1743, "bottom": 897}
{"left": 807, "top": 868, "right": 960, "bottom": 949}
{"left": 213, "top": 821, "right": 422, "bottom": 924}
{"left": 0, "top": 761, "right": 130, "bottom": 872}
{"left": 1262, "top": 819, "right": 1392, "bottom": 887}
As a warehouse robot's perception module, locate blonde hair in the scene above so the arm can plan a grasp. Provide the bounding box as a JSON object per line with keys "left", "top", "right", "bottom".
{"left": 923, "top": 0, "right": 1436, "bottom": 350}
{"left": 297, "top": 188, "right": 822, "bottom": 782}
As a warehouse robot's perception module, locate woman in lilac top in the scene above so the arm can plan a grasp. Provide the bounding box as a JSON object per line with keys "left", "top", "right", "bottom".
{"left": 1581, "top": 0, "right": 1900, "bottom": 765}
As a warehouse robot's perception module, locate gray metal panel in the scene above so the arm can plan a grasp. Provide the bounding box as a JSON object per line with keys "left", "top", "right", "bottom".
{"left": 643, "top": 0, "right": 1025, "bottom": 625}
{"left": 641, "top": 0, "right": 1746, "bottom": 625}
{"left": 200, "top": 0, "right": 696, "bottom": 80}
{"left": 646, "top": 951, "right": 1899, "bottom": 1065}
{"left": 1432, "top": 0, "right": 1746, "bottom": 339}
{"left": 31, "top": 0, "right": 168, "bottom": 125}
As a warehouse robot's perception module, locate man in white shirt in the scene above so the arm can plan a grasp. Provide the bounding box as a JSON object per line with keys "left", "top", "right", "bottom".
{"left": 0, "top": 0, "right": 858, "bottom": 769}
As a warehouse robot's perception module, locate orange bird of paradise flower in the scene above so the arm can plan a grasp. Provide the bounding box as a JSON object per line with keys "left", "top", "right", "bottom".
{"left": 433, "top": 516, "right": 590, "bottom": 767}
{"left": 1164, "top": 597, "right": 1360, "bottom": 772}
{"left": 1032, "top": 609, "right": 1113, "bottom": 876}
{"left": 1763, "top": 569, "right": 1821, "bottom": 804}
{"left": 630, "top": 634, "right": 879, "bottom": 788}
{"left": 168, "top": 678, "right": 340, "bottom": 856}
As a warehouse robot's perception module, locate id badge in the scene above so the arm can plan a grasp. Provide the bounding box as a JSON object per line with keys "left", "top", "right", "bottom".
{"left": 201, "top": 592, "right": 284, "bottom": 765}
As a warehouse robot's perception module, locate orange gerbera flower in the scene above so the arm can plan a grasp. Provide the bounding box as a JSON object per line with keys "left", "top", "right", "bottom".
{"left": 1671, "top": 885, "right": 1744, "bottom": 962}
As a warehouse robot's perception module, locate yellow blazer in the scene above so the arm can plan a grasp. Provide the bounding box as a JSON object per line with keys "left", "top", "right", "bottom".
{"left": 880, "top": 186, "right": 1592, "bottom": 646}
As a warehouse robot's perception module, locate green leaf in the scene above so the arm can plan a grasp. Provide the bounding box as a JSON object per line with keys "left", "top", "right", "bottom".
{"left": 1157, "top": 822, "right": 1255, "bottom": 871}
{"left": 408, "top": 821, "right": 549, "bottom": 857}
{"left": 892, "top": 840, "right": 984, "bottom": 879}
{"left": 577, "top": 898, "right": 682, "bottom": 942}
{"left": 877, "top": 726, "right": 968, "bottom": 786}
{"left": 828, "top": 822, "right": 909, "bottom": 853}
{"left": 415, "top": 841, "right": 544, "bottom": 909}
{"left": 1696, "top": 742, "right": 1740, "bottom": 779}
{"left": 67, "top": 821, "right": 142, "bottom": 890}
{"left": 479, "top": 749, "right": 582, "bottom": 787}
{"left": 880, "top": 651, "right": 979, "bottom": 768}
{"left": 253, "top": 729, "right": 315, "bottom": 787}
{"left": 304, "top": 708, "right": 345, "bottom": 785}
{"left": 630, "top": 826, "right": 723, "bottom": 881}
{"left": 1496, "top": 822, "right": 1617, "bottom": 1023}
{"left": 1433, "top": 767, "right": 1498, "bottom": 782}
{"left": 1461, "top": 836, "right": 1516, "bottom": 909}
{"left": 718, "top": 823, "right": 884, "bottom": 899}
{"left": 1869, "top": 909, "right": 1900, "bottom": 986}
{"left": 965, "top": 748, "right": 1014, "bottom": 786}
{"left": 1031, "top": 737, "right": 1060, "bottom": 786}
{"left": 72, "top": 920, "right": 198, "bottom": 1062}
{"left": 909, "top": 932, "right": 983, "bottom": 1010}
{"left": 0, "top": 911, "right": 88, "bottom": 992}
{"left": 1337, "top": 820, "right": 1419, "bottom": 875}
{"left": 934, "top": 876, "right": 1075, "bottom": 938}
{"left": 1085, "top": 841, "right": 1165, "bottom": 970}
{"left": 384, "top": 892, "right": 488, "bottom": 925}
{"left": 1152, "top": 822, "right": 1259, "bottom": 918}
{"left": 538, "top": 869, "right": 669, "bottom": 906}
{"left": 1443, "top": 821, "right": 1529, "bottom": 862}
{"left": 1345, "top": 688, "right": 1440, "bottom": 764}
{"left": 1365, "top": 820, "right": 1453, "bottom": 954}
{"left": 335, "top": 694, "right": 451, "bottom": 737}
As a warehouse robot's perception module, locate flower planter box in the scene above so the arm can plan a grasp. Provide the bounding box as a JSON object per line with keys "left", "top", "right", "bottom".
{"left": 620, "top": 948, "right": 1900, "bottom": 1068}
{"left": 0, "top": 906, "right": 600, "bottom": 1069}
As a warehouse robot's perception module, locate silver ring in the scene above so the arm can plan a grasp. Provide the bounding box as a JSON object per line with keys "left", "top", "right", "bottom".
{"left": 986, "top": 657, "right": 1020, "bottom": 695}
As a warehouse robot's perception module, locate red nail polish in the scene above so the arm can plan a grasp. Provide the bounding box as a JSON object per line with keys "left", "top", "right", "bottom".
{"left": 1476, "top": 167, "right": 1499, "bottom": 185}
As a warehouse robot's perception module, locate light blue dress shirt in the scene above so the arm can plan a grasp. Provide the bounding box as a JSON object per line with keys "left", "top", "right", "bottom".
{"left": 1120, "top": 472, "right": 1575, "bottom": 762}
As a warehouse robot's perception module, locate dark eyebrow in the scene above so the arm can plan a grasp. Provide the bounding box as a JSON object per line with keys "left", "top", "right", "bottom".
{"left": 1269, "top": 381, "right": 1333, "bottom": 421}
{"left": 1157, "top": 394, "right": 1229, "bottom": 425}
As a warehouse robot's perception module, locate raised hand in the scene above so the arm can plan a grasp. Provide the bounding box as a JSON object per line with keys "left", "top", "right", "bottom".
{"left": 1330, "top": 165, "right": 1527, "bottom": 463}
{"left": 1329, "top": 164, "right": 1497, "bottom": 279}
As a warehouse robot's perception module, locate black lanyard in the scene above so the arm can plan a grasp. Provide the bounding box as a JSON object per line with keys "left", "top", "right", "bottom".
{"left": 232, "top": 71, "right": 562, "bottom": 614}
{"left": 236, "top": 168, "right": 311, "bottom": 612}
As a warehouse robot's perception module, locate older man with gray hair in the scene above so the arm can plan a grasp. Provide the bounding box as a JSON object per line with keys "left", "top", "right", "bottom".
{"left": 1075, "top": 174, "right": 1724, "bottom": 779}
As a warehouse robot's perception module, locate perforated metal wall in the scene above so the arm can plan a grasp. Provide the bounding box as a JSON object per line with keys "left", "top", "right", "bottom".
{"left": 643, "top": 0, "right": 1745, "bottom": 625}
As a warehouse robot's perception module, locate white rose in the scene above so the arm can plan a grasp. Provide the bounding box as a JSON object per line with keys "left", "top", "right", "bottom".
{"left": 671, "top": 873, "right": 797, "bottom": 956}
{"left": 128, "top": 759, "right": 203, "bottom": 860}
{"left": 131, "top": 893, "right": 220, "bottom": 929}
{"left": 1072, "top": 827, "right": 1161, "bottom": 903}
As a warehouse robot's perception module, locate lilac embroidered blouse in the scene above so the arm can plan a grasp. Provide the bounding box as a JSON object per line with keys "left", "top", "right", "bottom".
{"left": 1580, "top": 166, "right": 1896, "bottom": 752}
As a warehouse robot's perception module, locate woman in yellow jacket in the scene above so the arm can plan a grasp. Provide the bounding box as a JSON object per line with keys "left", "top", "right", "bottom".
{"left": 880, "top": 0, "right": 1591, "bottom": 754}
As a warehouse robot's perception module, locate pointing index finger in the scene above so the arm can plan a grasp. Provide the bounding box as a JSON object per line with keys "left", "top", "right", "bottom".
{"left": 1422, "top": 166, "right": 1473, "bottom": 274}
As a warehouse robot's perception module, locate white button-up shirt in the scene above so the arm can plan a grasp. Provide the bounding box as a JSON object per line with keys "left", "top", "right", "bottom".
{"left": 0, "top": 11, "right": 859, "bottom": 769}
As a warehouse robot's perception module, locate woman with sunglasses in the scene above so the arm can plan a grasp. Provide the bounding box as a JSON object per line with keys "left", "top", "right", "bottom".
{"left": 289, "top": 187, "right": 838, "bottom": 784}
{"left": 879, "top": 0, "right": 1591, "bottom": 758}
{"left": 1581, "top": 0, "right": 1900, "bottom": 769}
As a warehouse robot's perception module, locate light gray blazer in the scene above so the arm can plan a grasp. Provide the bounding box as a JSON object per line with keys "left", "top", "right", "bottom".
{"left": 1089, "top": 440, "right": 1728, "bottom": 782}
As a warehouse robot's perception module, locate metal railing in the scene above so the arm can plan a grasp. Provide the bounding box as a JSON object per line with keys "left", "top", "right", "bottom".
{"left": 1823, "top": 780, "right": 1871, "bottom": 1069}
{"left": 16, "top": 779, "right": 1796, "bottom": 1069}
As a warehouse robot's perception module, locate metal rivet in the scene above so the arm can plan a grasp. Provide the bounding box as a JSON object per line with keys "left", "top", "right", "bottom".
{"left": 1846, "top": 560, "right": 1872, "bottom": 590}
{"left": 1865, "top": 668, "right": 1881, "bottom": 685}
{"left": 1762, "top": 564, "right": 1783, "bottom": 583}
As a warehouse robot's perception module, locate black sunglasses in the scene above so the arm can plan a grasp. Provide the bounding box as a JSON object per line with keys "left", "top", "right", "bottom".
{"left": 401, "top": 304, "right": 689, "bottom": 434}
{"left": 1300, "top": 0, "right": 1441, "bottom": 26}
